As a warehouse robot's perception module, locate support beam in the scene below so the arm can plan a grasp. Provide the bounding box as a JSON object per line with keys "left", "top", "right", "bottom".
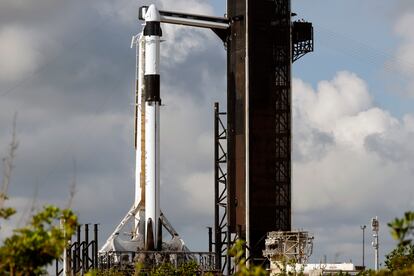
{"left": 139, "top": 6, "right": 230, "bottom": 42}
{"left": 139, "top": 6, "right": 230, "bottom": 29}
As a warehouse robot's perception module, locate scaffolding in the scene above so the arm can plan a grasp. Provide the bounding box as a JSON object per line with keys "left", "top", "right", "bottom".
{"left": 263, "top": 231, "right": 314, "bottom": 265}
{"left": 214, "top": 102, "right": 237, "bottom": 275}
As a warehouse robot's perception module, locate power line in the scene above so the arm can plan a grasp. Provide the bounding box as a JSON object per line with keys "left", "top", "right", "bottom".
{"left": 316, "top": 24, "right": 414, "bottom": 76}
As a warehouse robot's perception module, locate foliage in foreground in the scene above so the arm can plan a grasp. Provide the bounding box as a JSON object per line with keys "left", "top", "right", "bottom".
{"left": 86, "top": 268, "right": 129, "bottom": 276}
{"left": 148, "top": 261, "right": 200, "bottom": 276}
{"left": 354, "top": 211, "right": 414, "bottom": 276}
{"left": 86, "top": 261, "right": 203, "bottom": 276}
{"left": 0, "top": 205, "right": 78, "bottom": 275}
{"left": 0, "top": 197, "right": 16, "bottom": 221}
{"left": 384, "top": 244, "right": 414, "bottom": 272}
{"left": 229, "top": 240, "right": 267, "bottom": 276}
{"left": 388, "top": 211, "right": 414, "bottom": 247}
{"left": 384, "top": 211, "right": 414, "bottom": 272}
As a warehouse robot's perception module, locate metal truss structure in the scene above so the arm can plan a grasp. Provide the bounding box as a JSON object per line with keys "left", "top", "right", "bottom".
{"left": 272, "top": 0, "right": 293, "bottom": 235}
{"left": 262, "top": 231, "right": 314, "bottom": 264}
{"left": 292, "top": 21, "right": 314, "bottom": 62}
{"left": 214, "top": 102, "right": 236, "bottom": 275}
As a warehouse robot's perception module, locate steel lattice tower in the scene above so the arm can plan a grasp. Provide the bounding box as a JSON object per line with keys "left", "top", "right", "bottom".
{"left": 224, "top": 0, "right": 313, "bottom": 264}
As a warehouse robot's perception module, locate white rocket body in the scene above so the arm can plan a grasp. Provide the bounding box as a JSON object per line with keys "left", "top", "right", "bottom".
{"left": 144, "top": 101, "right": 160, "bottom": 247}
{"left": 134, "top": 4, "right": 162, "bottom": 250}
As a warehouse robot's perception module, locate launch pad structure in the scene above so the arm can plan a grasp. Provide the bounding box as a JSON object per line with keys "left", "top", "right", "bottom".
{"left": 57, "top": 0, "right": 314, "bottom": 275}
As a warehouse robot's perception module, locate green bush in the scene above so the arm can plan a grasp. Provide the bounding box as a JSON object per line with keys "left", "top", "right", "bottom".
{"left": 0, "top": 205, "right": 77, "bottom": 275}
{"left": 229, "top": 240, "right": 267, "bottom": 276}
{"left": 384, "top": 244, "right": 414, "bottom": 272}
{"left": 357, "top": 211, "right": 414, "bottom": 276}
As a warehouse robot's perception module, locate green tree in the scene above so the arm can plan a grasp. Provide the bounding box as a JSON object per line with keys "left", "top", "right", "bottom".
{"left": 86, "top": 260, "right": 202, "bottom": 276}
{"left": 0, "top": 197, "right": 16, "bottom": 221}
{"left": 0, "top": 205, "right": 77, "bottom": 275}
{"left": 384, "top": 244, "right": 414, "bottom": 272}
{"left": 388, "top": 211, "right": 414, "bottom": 247}
{"left": 384, "top": 211, "right": 414, "bottom": 272}
{"left": 228, "top": 240, "right": 267, "bottom": 276}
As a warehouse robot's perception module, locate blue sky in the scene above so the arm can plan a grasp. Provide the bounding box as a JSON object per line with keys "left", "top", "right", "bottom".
{"left": 212, "top": 0, "right": 414, "bottom": 116}
{"left": 292, "top": 0, "right": 414, "bottom": 118}
{"left": 1, "top": 0, "right": 414, "bottom": 271}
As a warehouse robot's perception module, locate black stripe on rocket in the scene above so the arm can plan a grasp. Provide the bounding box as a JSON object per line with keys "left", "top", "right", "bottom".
{"left": 144, "top": 21, "right": 161, "bottom": 104}
{"left": 144, "top": 75, "right": 160, "bottom": 102}
{"left": 144, "top": 22, "right": 162, "bottom": 36}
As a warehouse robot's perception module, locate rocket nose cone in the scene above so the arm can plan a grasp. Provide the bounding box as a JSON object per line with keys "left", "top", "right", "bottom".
{"left": 145, "top": 4, "right": 161, "bottom": 22}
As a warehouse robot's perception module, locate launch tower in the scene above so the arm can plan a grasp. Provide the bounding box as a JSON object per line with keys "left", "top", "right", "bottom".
{"left": 220, "top": 0, "right": 313, "bottom": 269}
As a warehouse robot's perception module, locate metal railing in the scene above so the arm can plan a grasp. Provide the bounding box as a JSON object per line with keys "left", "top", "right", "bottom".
{"left": 98, "top": 251, "right": 218, "bottom": 273}
{"left": 55, "top": 224, "right": 99, "bottom": 275}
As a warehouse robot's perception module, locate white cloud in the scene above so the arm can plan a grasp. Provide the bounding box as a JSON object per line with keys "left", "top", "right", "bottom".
{"left": 403, "top": 114, "right": 414, "bottom": 130}
{"left": 158, "top": 0, "right": 216, "bottom": 66}
{"left": 294, "top": 71, "right": 372, "bottom": 132}
{"left": 161, "top": 25, "right": 214, "bottom": 66}
{"left": 158, "top": 0, "right": 214, "bottom": 15}
{"left": 0, "top": 26, "right": 41, "bottom": 82}
{"left": 392, "top": 12, "right": 414, "bottom": 96}
{"left": 175, "top": 171, "right": 214, "bottom": 217}
{"left": 0, "top": 0, "right": 58, "bottom": 10}
{"left": 292, "top": 71, "right": 414, "bottom": 264}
